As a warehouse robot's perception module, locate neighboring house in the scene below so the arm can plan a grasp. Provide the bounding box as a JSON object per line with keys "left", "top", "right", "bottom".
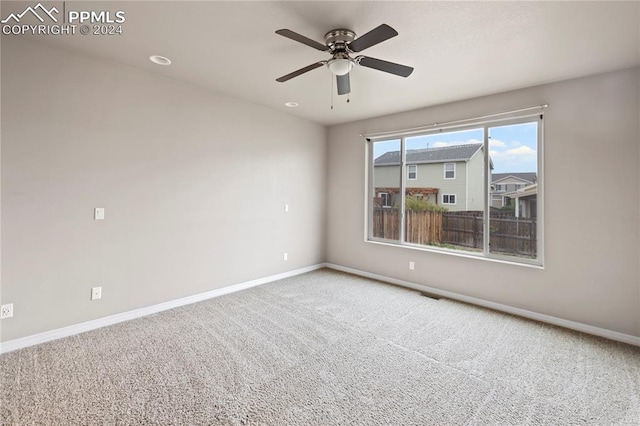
{"left": 374, "top": 143, "right": 489, "bottom": 212}
{"left": 491, "top": 172, "right": 537, "bottom": 208}
{"left": 503, "top": 183, "right": 538, "bottom": 218}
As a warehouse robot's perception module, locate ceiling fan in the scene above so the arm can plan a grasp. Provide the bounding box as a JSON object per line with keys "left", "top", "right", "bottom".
{"left": 275, "top": 24, "right": 414, "bottom": 96}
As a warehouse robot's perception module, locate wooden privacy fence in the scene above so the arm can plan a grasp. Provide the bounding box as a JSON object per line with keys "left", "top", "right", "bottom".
{"left": 372, "top": 208, "right": 537, "bottom": 257}
{"left": 372, "top": 208, "right": 400, "bottom": 241}
{"left": 405, "top": 210, "right": 443, "bottom": 245}
{"left": 372, "top": 208, "right": 443, "bottom": 244}
{"left": 486, "top": 217, "right": 537, "bottom": 257}
{"left": 442, "top": 213, "right": 536, "bottom": 257}
{"left": 441, "top": 214, "right": 483, "bottom": 249}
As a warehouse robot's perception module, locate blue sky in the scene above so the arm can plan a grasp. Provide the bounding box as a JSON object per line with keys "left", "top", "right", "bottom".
{"left": 373, "top": 122, "right": 538, "bottom": 174}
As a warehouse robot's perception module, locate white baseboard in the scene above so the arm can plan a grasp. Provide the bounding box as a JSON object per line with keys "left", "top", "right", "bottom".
{"left": 4, "top": 262, "right": 638, "bottom": 353}
{"left": 325, "top": 263, "right": 640, "bottom": 347}
{"left": 0, "top": 263, "right": 327, "bottom": 354}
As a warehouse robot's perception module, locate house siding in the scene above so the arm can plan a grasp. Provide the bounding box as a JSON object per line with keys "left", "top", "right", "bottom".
{"left": 428, "top": 161, "right": 467, "bottom": 210}
{"left": 374, "top": 161, "right": 471, "bottom": 211}
{"left": 466, "top": 153, "right": 485, "bottom": 211}
{"left": 373, "top": 164, "right": 401, "bottom": 189}
{"left": 373, "top": 161, "right": 472, "bottom": 211}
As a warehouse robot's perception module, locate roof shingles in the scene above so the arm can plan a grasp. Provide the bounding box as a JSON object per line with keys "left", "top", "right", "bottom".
{"left": 375, "top": 143, "right": 482, "bottom": 165}
{"left": 491, "top": 172, "right": 537, "bottom": 183}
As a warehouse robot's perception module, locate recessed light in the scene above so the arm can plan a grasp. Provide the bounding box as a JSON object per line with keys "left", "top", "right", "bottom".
{"left": 149, "top": 55, "right": 171, "bottom": 66}
{"left": 285, "top": 102, "right": 299, "bottom": 108}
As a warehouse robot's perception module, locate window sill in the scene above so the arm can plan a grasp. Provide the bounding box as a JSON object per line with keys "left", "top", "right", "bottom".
{"left": 365, "top": 238, "right": 544, "bottom": 269}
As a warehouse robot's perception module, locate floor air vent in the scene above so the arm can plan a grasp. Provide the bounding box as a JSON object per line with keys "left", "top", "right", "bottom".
{"left": 420, "top": 292, "right": 441, "bottom": 300}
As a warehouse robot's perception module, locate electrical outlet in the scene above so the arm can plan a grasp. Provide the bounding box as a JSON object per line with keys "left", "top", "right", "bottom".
{"left": 283, "top": 252, "right": 288, "bottom": 261}
{"left": 1, "top": 303, "right": 14, "bottom": 319}
{"left": 284, "top": 204, "right": 289, "bottom": 213}
{"left": 91, "top": 287, "right": 102, "bottom": 301}
{"left": 409, "top": 261, "right": 415, "bottom": 270}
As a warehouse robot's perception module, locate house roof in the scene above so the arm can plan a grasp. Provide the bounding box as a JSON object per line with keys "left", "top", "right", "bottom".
{"left": 503, "top": 183, "right": 538, "bottom": 199}
{"left": 374, "top": 143, "right": 482, "bottom": 166}
{"left": 491, "top": 172, "right": 537, "bottom": 184}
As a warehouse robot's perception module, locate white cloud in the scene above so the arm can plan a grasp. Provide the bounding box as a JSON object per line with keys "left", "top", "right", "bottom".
{"left": 432, "top": 141, "right": 450, "bottom": 148}
{"left": 489, "top": 138, "right": 506, "bottom": 148}
{"left": 490, "top": 145, "right": 537, "bottom": 172}
{"left": 509, "top": 145, "right": 536, "bottom": 156}
{"left": 429, "top": 138, "right": 482, "bottom": 148}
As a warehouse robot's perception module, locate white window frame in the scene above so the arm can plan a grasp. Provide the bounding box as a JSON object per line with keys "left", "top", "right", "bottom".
{"left": 444, "top": 163, "right": 456, "bottom": 179}
{"left": 365, "top": 112, "right": 544, "bottom": 268}
{"left": 378, "top": 192, "right": 391, "bottom": 208}
{"left": 442, "top": 194, "right": 456, "bottom": 205}
{"left": 442, "top": 194, "right": 458, "bottom": 206}
{"left": 407, "top": 164, "right": 417, "bottom": 180}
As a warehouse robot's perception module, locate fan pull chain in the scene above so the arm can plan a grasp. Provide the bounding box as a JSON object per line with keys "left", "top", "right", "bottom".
{"left": 330, "top": 74, "right": 334, "bottom": 110}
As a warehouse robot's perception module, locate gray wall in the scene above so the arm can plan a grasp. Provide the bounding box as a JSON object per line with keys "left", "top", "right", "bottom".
{"left": 1, "top": 38, "right": 327, "bottom": 341}
{"left": 2, "top": 38, "right": 638, "bottom": 344}
{"left": 327, "top": 67, "right": 640, "bottom": 338}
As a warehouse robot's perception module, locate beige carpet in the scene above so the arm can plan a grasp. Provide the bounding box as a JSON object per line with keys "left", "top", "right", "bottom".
{"left": 1, "top": 269, "right": 639, "bottom": 425}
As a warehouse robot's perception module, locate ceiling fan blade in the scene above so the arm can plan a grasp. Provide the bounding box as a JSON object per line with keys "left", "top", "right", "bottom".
{"left": 348, "top": 24, "right": 398, "bottom": 52}
{"left": 357, "top": 56, "right": 414, "bottom": 77}
{"left": 276, "top": 62, "right": 325, "bottom": 83}
{"left": 276, "top": 29, "right": 330, "bottom": 52}
{"left": 336, "top": 73, "right": 351, "bottom": 95}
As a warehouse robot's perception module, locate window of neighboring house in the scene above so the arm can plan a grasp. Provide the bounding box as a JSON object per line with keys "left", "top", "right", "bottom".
{"left": 444, "top": 163, "right": 456, "bottom": 179}
{"left": 442, "top": 194, "right": 456, "bottom": 205}
{"left": 407, "top": 164, "right": 417, "bottom": 180}
{"left": 379, "top": 192, "right": 391, "bottom": 208}
{"left": 367, "top": 115, "right": 543, "bottom": 266}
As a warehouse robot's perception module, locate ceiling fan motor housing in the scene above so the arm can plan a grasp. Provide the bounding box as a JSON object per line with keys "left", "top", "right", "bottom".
{"left": 324, "top": 29, "right": 356, "bottom": 51}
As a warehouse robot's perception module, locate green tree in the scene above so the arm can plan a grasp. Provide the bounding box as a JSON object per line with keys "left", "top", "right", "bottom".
{"left": 405, "top": 195, "right": 448, "bottom": 212}
{"left": 500, "top": 198, "right": 515, "bottom": 212}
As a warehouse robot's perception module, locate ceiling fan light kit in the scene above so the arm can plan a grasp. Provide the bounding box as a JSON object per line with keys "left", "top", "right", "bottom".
{"left": 327, "top": 58, "right": 353, "bottom": 76}
{"left": 275, "top": 24, "right": 413, "bottom": 100}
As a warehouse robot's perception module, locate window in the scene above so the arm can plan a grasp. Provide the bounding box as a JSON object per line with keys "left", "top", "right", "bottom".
{"left": 444, "top": 163, "right": 456, "bottom": 179}
{"left": 442, "top": 194, "right": 456, "bottom": 205}
{"left": 379, "top": 192, "right": 391, "bottom": 208}
{"left": 407, "top": 164, "right": 417, "bottom": 180}
{"left": 367, "top": 115, "right": 543, "bottom": 265}
{"left": 371, "top": 139, "right": 401, "bottom": 242}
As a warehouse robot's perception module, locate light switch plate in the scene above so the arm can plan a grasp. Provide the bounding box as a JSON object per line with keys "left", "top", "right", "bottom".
{"left": 94, "top": 208, "right": 105, "bottom": 220}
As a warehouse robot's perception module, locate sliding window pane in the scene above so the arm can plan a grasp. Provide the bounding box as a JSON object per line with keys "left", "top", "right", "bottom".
{"left": 371, "top": 139, "right": 401, "bottom": 242}
{"left": 488, "top": 122, "right": 539, "bottom": 259}
{"left": 404, "top": 128, "right": 484, "bottom": 252}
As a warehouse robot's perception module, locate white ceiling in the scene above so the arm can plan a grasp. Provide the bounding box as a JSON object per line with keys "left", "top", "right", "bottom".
{"left": 4, "top": 1, "right": 639, "bottom": 125}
